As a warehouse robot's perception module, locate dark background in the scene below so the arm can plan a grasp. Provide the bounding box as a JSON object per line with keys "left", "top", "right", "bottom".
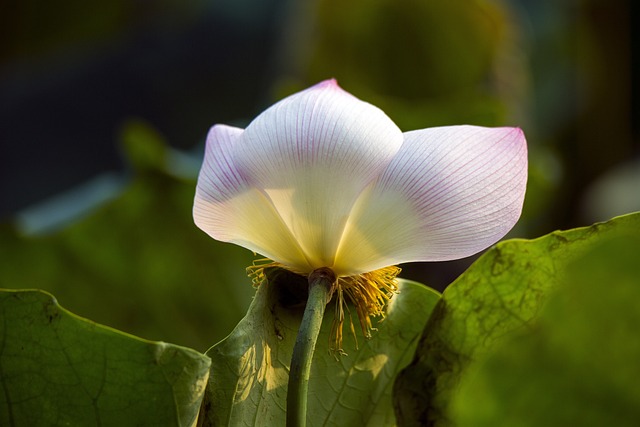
{"left": 1, "top": 0, "right": 638, "bottom": 350}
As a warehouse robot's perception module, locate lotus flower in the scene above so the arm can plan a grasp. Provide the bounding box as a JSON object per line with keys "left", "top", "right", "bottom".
{"left": 194, "top": 79, "right": 527, "bottom": 348}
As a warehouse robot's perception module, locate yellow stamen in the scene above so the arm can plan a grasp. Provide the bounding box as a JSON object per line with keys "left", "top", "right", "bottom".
{"left": 330, "top": 266, "right": 400, "bottom": 353}
{"left": 246, "top": 258, "right": 282, "bottom": 287}
{"left": 247, "top": 260, "right": 400, "bottom": 354}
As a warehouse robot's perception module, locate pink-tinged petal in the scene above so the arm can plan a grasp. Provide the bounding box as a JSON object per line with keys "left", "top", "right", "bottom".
{"left": 333, "top": 125, "right": 528, "bottom": 275}
{"left": 193, "top": 125, "right": 312, "bottom": 272}
{"left": 235, "top": 79, "right": 404, "bottom": 269}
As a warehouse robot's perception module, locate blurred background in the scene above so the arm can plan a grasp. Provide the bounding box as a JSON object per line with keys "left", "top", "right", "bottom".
{"left": 1, "top": 0, "right": 638, "bottom": 351}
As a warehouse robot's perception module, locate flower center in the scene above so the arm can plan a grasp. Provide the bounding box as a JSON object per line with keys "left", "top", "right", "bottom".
{"left": 330, "top": 266, "right": 400, "bottom": 354}
{"left": 247, "top": 260, "right": 400, "bottom": 353}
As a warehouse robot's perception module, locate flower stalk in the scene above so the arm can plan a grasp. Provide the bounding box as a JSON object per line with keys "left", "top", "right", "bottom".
{"left": 287, "top": 267, "right": 336, "bottom": 427}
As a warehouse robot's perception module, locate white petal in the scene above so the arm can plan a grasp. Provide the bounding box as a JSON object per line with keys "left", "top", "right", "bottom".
{"left": 334, "top": 125, "right": 528, "bottom": 275}
{"left": 235, "top": 79, "right": 404, "bottom": 269}
{"left": 193, "top": 125, "right": 312, "bottom": 272}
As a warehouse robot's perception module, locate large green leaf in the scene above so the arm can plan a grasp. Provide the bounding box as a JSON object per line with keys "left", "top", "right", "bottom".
{"left": 394, "top": 212, "right": 640, "bottom": 427}
{"left": 450, "top": 232, "right": 640, "bottom": 426}
{"left": 0, "top": 289, "right": 211, "bottom": 426}
{"left": 199, "top": 270, "right": 441, "bottom": 426}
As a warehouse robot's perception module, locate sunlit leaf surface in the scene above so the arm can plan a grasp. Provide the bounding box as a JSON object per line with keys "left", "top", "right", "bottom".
{"left": 450, "top": 232, "right": 640, "bottom": 426}
{"left": 0, "top": 289, "right": 211, "bottom": 426}
{"left": 199, "top": 270, "right": 440, "bottom": 427}
{"left": 394, "top": 212, "right": 640, "bottom": 427}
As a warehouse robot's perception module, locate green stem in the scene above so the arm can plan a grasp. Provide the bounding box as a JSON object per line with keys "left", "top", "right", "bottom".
{"left": 286, "top": 267, "right": 335, "bottom": 427}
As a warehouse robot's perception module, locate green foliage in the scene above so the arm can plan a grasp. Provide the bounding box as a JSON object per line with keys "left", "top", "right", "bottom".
{"left": 0, "top": 121, "right": 255, "bottom": 351}
{"left": 450, "top": 233, "right": 640, "bottom": 427}
{"left": 394, "top": 212, "right": 640, "bottom": 426}
{"left": 284, "top": 0, "right": 521, "bottom": 130}
{"left": 0, "top": 288, "right": 210, "bottom": 426}
{"left": 2, "top": 119, "right": 638, "bottom": 425}
{"left": 199, "top": 270, "right": 441, "bottom": 427}
{"left": 2, "top": 205, "right": 639, "bottom": 425}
